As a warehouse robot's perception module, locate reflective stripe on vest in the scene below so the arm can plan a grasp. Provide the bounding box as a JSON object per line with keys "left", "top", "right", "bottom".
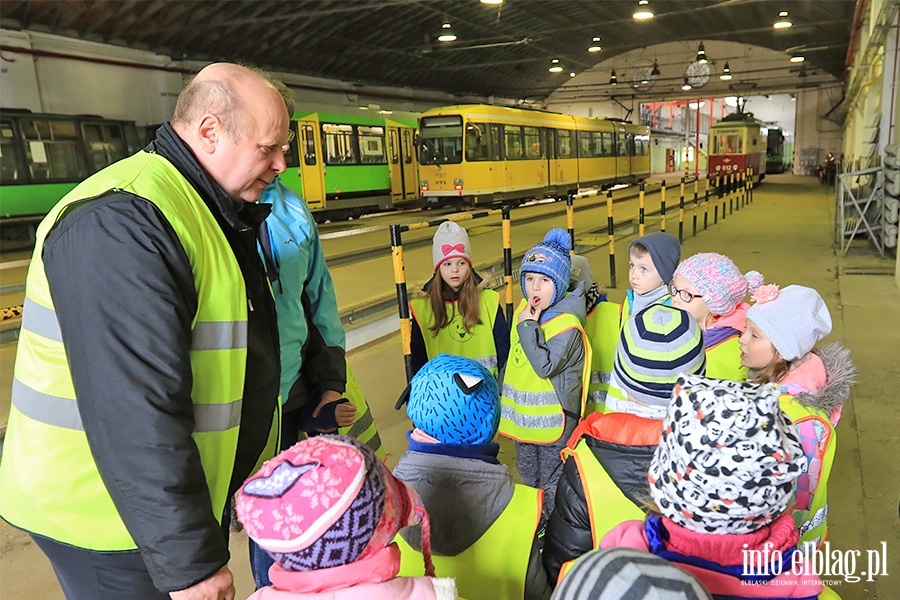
{"left": 395, "top": 484, "right": 541, "bottom": 600}
{"left": 338, "top": 365, "right": 385, "bottom": 461}
{"left": 780, "top": 395, "right": 835, "bottom": 550}
{"left": 410, "top": 288, "right": 500, "bottom": 376}
{"left": 499, "top": 299, "right": 592, "bottom": 444}
{"left": 705, "top": 335, "right": 748, "bottom": 382}
{"left": 584, "top": 302, "right": 621, "bottom": 416}
{"left": 0, "top": 151, "right": 252, "bottom": 551}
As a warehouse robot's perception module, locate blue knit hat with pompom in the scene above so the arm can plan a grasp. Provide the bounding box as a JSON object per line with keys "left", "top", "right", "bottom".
{"left": 521, "top": 228, "right": 572, "bottom": 306}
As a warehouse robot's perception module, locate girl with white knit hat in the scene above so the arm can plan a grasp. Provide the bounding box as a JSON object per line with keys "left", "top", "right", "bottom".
{"left": 670, "top": 252, "right": 764, "bottom": 381}
{"left": 410, "top": 221, "right": 510, "bottom": 378}
{"left": 740, "top": 284, "right": 857, "bottom": 550}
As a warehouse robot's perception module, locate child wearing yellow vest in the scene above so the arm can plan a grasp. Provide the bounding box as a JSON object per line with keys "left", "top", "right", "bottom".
{"left": 670, "top": 252, "right": 764, "bottom": 382}
{"left": 741, "top": 285, "right": 857, "bottom": 550}
{"left": 543, "top": 305, "right": 705, "bottom": 586}
{"left": 394, "top": 354, "right": 550, "bottom": 600}
{"left": 500, "top": 229, "right": 589, "bottom": 530}
{"left": 410, "top": 221, "right": 509, "bottom": 378}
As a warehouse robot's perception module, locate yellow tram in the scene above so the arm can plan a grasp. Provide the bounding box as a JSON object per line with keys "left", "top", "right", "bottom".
{"left": 417, "top": 104, "right": 650, "bottom": 206}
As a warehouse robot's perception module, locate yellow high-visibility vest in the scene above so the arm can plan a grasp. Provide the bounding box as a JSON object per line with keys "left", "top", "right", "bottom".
{"left": 705, "top": 335, "right": 748, "bottom": 382}
{"left": 339, "top": 364, "right": 385, "bottom": 460}
{"left": 0, "top": 151, "right": 277, "bottom": 550}
{"left": 583, "top": 302, "right": 621, "bottom": 416}
{"left": 499, "top": 299, "right": 591, "bottom": 444}
{"left": 410, "top": 288, "right": 500, "bottom": 375}
{"left": 396, "top": 484, "right": 542, "bottom": 600}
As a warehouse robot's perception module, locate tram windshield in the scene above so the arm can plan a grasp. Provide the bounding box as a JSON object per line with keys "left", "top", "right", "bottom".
{"left": 419, "top": 115, "right": 463, "bottom": 165}
{"left": 713, "top": 131, "right": 743, "bottom": 155}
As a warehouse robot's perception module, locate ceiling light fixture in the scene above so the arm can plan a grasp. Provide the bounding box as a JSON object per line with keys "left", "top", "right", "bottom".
{"left": 570, "top": 72, "right": 576, "bottom": 77}
{"left": 651, "top": 59, "right": 660, "bottom": 76}
{"left": 480, "top": 0, "right": 503, "bottom": 4}
{"left": 609, "top": 69, "right": 618, "bottom": 85}
{"left": 549, "top": 58, "right": 564, "bottom": 73}
{"left": 589, "top": 36, "right": 602, "bottom": 52}
{"left": 681, "top": 77, "right": 692, "bottom": 91}
{"left": 719, "top": 61, "right": 732, "bottom": 80}
{"left": 696, "top": 41, "right": 708, "bottom": 65}
{"left": 688, "top": 101, "right": 706, "bottom": 109}
{"left": 790, "top": 55, "right": 805, "bottom": 63}
{"left": 633, "top": 0, "right": 654, "bottom": 21}
{"left": 773, "top": 11, "right": 792, "bottom": 29}
{"left": 437, "top": 22, "right": 457, "bottom": 42}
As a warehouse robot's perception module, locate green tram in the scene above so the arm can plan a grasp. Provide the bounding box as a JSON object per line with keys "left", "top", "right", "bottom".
{"left": 0, "top": 109, "right": 142, "bottom": 242}
{"left": 281, "top": 111, "right": 420, "bottom": 221}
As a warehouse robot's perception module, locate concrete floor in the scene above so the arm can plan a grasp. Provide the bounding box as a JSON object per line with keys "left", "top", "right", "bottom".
{"left": 1, "top": 174, "right": 898, "bottom": 599}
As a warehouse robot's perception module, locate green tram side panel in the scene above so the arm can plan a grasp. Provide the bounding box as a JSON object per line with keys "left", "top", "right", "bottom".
{"left": 0, "top": 182, "right": 77, "bottom": 219}
{"left": 324, "top": 165, "right": 390, "bottom": 194}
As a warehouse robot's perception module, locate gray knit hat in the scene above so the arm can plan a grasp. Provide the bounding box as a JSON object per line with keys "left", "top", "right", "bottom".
{"left": 630, "top": 232, "right": 681, "bottom": 284}
{"left": 746, "top": 285, "right": 832, "bottom": 361}
{"left": 612, "top": 305, "right": 705, "bottom": 407}
{"left": 551, "top": 548, "right": 712, "bottom": 600}
{"left": 432, "top": 221, "right": 472, "bottom": 271}
{"left": 569, "top": 255, "right": 593, "bottom": 288}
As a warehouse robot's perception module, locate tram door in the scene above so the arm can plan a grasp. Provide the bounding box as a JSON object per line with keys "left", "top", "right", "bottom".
{"left": 400, "top": 127, "right": 418, "bottom": 200}
{"left": 387, "top": 126, "right": 404, "bottom": 204}
{"left": 297, "top": 120, "right": 325, "bottom": 211}
{"left": 615, "top": 126, "right": 629, "bottom": 182}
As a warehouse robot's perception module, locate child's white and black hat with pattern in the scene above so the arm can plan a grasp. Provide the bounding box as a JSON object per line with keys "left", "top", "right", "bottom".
{"left": 648, "top": 375, "right": 806, "bottom": 535}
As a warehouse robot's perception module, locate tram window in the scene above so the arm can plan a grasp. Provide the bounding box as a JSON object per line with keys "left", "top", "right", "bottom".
{"left": 524, "top": 127, "right": 541, "bottom": 159}
{"left": 589, "top": 132, "right": 603, "bottom": 158}
{"left": 0, "top": 121, "right": 23, "bottom": 184}
{"left": 617, "top": 134, "right": 629, "bottom": 158}
{"left": 21, "top": 118, "right": 87, "bottom": 182}
{"left": 419, "top": 115, "right": 463, "bottom": 165}
{"left": 557, "top": 130, "right": 573, "bottom": 158}
{"left": 322, "top": 123, "right": 357, "bottom": 165}
{"left": 388, "top": 129, "right": 399, "bottom": 164}
{"left": 713, "top": 133, "right": 743, "bottom": 155}
{"left": 489, "top": 124, "right": 501, "bottom": 160}
{"left": 358, "top": 126, "right": 386, "bottom": 165}
{"left": 577, "top": 131, "right": 592, "bottom": 158}
{"left": 301, "top": 124, "right": 316, "bottom": 166}
{"left": 505, "top": 125, "right": 524, "bottom": 160}
{"left": 402, "top": 129, "right": 413, "bottom": 164}
{"left": 81, "top": 123, "right": 127, "bottom": 171}
{"left": 465, "top": 122, "right": 489, "bottom": 162}
{"left": 626, "top": 133, "right": 635, "bottom": 156}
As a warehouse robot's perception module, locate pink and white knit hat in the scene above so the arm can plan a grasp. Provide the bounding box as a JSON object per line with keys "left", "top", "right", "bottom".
{"left": 236, "top": 435, "right": 434, "bottom": 575}
{"left": 674, "top": 252, "right": 764, "bottom": 316}
{"left": 432, "top": 221, "right": 472, "bottom": 271}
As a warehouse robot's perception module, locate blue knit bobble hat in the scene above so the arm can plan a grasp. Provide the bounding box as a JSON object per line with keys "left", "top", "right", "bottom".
{"left": 521, "top": 228, "right": 572, "bottom": 306}
{"left": 406, "top": 354, "right": 500, "bottom": 445}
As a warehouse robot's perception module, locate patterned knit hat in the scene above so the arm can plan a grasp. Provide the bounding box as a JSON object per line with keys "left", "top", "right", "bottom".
{"left": 674, "top": 252, "right": 765, "bottom": 316}
{"left": 432, "top": 221, "right": 472, "bottom": 271}
{"left": 236, "top": 435, "right": 434, "bottom": 575}
{"left": 746, "top": 285, "right": 832, "bottom": 361}
{"left": 552, "top": 548, "right": 712, "bottom": 600}
{"left": 648, "top": 375, "right": 806, "bottom": 535}
{"left": 612, "top": 305, "right": 705, "bottom": 408}
{"left": 406, "top": 354, "right": 500, "bottom": 445}
{"left": 630, "top": 232, "right": 682, "bottom": 284}
{"left": 521, "top": 228, "right": 572, "bottom": 306}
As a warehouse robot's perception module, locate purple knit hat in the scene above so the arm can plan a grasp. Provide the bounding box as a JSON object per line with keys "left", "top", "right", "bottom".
{"left": 674, "top": 253, "right": 764, "bottom": 316}
{"left": 236, "top": 435, "right": 434, "bottom": 575}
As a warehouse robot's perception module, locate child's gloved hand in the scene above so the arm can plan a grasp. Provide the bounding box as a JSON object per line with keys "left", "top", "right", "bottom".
{"left": 300, "top": 392, "right": 358, "bottom": 433}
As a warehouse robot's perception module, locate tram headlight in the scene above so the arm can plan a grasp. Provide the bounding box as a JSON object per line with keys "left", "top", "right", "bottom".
{"left": 454, "top": 178, "right": 463, "bottom": 190}
{"left": 420, "top": 180, "right": 429, "bottom": 192}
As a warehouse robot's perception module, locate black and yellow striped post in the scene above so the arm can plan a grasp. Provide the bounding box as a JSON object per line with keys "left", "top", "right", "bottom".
{"left": 502, "top": 205, "right": 514, "bottom": 325}
{"left": 678, "top": 177, "right": 685, "bottom": 243}
{"left": 566, "top": 194, "right": 576, "bottom": 253}
{"left": 728, "top": 172, "right": 734, "bottom": 216}
{"left": 390, "top": 224, "right": 414, "bottom": 382}
{"left": 721, "top": 174, "right": 728, "bottom": 221}
{"left": 692, "top": 178, "right": 699, "bottom": 237}
{"left": 743, "top": 171, "right": 748, "bottom": 207}
{"left": 660, "top": 182, "right": 667, "bottom": 233}
{"left": 703, "top": 175, "right": 710, "bottom": 230}
{"left": 638, "top": 181, "right": 646, "bottom": 237}
{"left": 713, "top": 174, "right": 719, "bottom": 224}
{"left": 747, "top": 167, "right": 753, "bottom": 202}
{"left": 606, "top": 189, "right": 616, "bottom": 288}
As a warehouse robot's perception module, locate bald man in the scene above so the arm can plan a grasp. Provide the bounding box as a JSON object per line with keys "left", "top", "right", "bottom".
{"left": 0, "top": 64, "right": 292, "bottom": 599}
